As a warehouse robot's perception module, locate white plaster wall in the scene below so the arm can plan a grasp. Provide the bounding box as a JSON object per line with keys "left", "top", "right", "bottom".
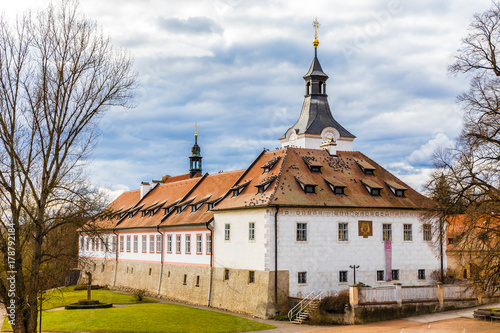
{"left": 281, "top": 135, "right": 353, "bottom": 152}
{"left": 276, "top": 208, "right": 442, "bottom": 297}
{"left": 213, "top": 208, "right": 271, "bottom": 271}
{"left": 79, "top": 228, "right": 211, "bottom": 266}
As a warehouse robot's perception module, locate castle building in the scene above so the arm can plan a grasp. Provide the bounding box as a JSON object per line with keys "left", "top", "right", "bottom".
{"left": 79, "top": 22, "right": 440, "bottom": 318}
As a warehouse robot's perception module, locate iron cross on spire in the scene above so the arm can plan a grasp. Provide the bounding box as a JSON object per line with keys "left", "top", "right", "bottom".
{"left": 194, "top": 123, "right": 198, "bottom": 137}
{"left": 312, "top": 18, "right": 320, "bottom": 50}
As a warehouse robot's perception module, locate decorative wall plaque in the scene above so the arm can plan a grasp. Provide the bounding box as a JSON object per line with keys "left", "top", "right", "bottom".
{"left": 358, "top": 220, "right": 373, "bottom": 238}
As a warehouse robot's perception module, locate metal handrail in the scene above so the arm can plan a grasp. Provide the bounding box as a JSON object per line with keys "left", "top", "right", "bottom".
{"left": 288, "top": 291, "right": 324, "bottom": 322}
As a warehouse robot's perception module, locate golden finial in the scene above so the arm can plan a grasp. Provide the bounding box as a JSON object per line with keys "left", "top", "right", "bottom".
{"left": 194, "top": 123, "right": 198, "bottom": 138}
{"left": 312, "top": 18, "right": 320, "bottom": 49}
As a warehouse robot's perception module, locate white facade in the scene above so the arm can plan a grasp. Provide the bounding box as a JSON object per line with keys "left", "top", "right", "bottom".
{"left": 214, "top": 206, "right": 441, "bottom": 298}
{"left": 280, "top": 126, "right": 354, "bottom": 152}
{"left": 80, "top": 228, "right": 212, "bottom": 267}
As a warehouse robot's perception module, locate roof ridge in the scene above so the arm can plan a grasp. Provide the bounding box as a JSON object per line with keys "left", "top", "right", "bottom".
{"left": 267, "top": 146, "right": 290, "bottom": 205}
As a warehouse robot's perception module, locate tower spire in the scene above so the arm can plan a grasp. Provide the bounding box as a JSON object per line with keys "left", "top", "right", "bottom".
{"left": 189, "top": 124, "right": 202, "bottom": 178}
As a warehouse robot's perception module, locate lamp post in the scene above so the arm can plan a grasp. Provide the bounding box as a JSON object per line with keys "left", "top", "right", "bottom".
{"left": 349, "top": 265, "right": 360, "bottom": 285}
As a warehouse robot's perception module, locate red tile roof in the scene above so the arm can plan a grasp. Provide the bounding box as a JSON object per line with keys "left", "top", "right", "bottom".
{"left": 92, "top": 147, "right": 433, "bottom": 231}
{"left": 216, "top": 147, "right": 433, "bottom": 210}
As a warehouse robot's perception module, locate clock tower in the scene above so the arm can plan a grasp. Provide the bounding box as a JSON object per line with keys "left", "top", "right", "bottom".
{"left": 279, "top": 19, "right": 355, "bottom": 154}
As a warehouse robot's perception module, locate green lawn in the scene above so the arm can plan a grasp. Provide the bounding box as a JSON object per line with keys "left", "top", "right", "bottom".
{"left": 2, "top": 287, "right": 275, "bottom": 332}
{"left": 41, "top": 286, "right": 156, "bottom": 310}
{"left": 4, "top": 303, "right": 275, "bottom": 333}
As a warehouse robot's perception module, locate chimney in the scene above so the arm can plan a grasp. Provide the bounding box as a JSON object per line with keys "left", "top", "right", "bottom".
{"left": 140, "top": 182, "right": 151, "bottom": 199}
{"left": 151, "top": 180, "right": 162, "bottom": 189}
{"left": 320, "top": 139, "right": 337, "bottom": 156}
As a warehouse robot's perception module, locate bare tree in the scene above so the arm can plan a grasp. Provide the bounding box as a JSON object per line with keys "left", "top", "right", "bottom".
{"left": 427, "top": 1, "right": 500, "bottom": 293}
{"left": 0, "top": 1, "right": 136, "bottom": 331}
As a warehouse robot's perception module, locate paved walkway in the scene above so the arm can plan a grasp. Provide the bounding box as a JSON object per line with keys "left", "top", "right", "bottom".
{"left": 259, "top": 302, "right": 500, "bottom": 333}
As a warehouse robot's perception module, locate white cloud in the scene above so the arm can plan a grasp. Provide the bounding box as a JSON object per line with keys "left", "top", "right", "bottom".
{"left": 2, "top": 0, "right": 493, "bottom": 197}
{"left": 407, "top": 133, "right": 455, "bottom": 166}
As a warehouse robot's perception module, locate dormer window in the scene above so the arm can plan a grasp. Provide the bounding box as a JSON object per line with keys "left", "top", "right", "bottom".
{"left": 295, "top": 176, "right": 317, "bottom": 194}
{"left": 191, "top": 205, "right": 197, "bottom": 212}
{"left": 207, "top": 203, "right": 214, "bottom": 211}
{"left": 255, "top": 175, "right": 277, "bottom": 194}
{"left": 177, "top": 206, "right": 182, "bottom": 214}
{"left": 142, "top": 211, "right": 146, "bottom": 217}
{"left": 356, "top": 159, "right": 376, "bottom": 176}
{"left": 164, "top": 208, "right": 169, "bottom": 215}
{"left": 261, "top": 157, "right": 281, "bottom": 174}
{"left": 230, "top": 179, "right": 252, "bottom": 197}
{"left": 129, "top": 212, "right": 133, "bottom": 218}
{"left": 360, "top": 179, "right": 383, "bottom": 196}
{"left": 304, "top": 185, "right": 316, "bottom": 194}
{"left": 385, "top": 180, "right": 408, "bottom": 198}
{"left": 150, "top": 210, "right": 155, "bottom": 216}
{"left": 324, "top": 177, "right": 347, "bottom": 196}
{"left": 302, "top": 157, "right": 322, "bottom": 173}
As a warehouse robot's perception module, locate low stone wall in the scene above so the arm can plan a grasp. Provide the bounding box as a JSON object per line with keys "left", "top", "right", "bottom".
{"left": 79, "top": 258, "right": 289, "bottom": 319}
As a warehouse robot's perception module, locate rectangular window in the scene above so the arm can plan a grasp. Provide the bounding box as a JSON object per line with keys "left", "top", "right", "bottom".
{"left": 176, "top": 235, "right": 181, "bottom": 253}
{"left": 167, "top": 235, "right": 172, "bottom": 253}
{"left": 86, "top": 237, "right": 90, "bottom": 251}
{"left": 133, "top": 235, "right": 138, "bottom": 252}
{"left": 298, "top": 272, "right": 307, "bottom": 284}
{"left": 224, "top": 224, "right": 230, "bottom": 241}
{"left": 249, "top": 222, "right": 255, "bottom": 241}
{"left": 338, "top": 223, "right": 348, "bottom": 241}
{"left": 196, "top": 234, "right": 202, "bottom": 254}
{"left": 404, "top": 224, "right": 413, "bottom": 241}
{"left": 339, "top": 271, "right": 348, "bottom": 283}
{"left": 156, "top": 235, "right": 162, "bottom": 253}
{"left": 126, "top": 236, "right": 131, "bottom": 252}
{"left": 249, "top": 271, "right": 255, "bottom": 284}
{"left": 418, "top": 269, "right": 426, "bottom": 280}
{"left": 196, "top": 275, "right": 200, "bottom": 287}
{"left": 142, "top": 235, "right": 147, "bottom": 253}
{"left": 377, "top": 270, "right": 385, "bottom": 281}
{"left": 423, "top": 224, "right": 432, "bottom": 241}
{"left": 185, "top": 235, "right": 191, "bottom": 254}
{"left": 112, "top": 236, "right": 117, "bottom": 252}
{"left": 224, "top": 269, "right": 229, "bottom": 281}
{"left": 206, "top": 234, "right": 212, "bottom": 254}
{"left": 297, "top": 223, "right": 307, "bottom": 241}
{"left": 382, "top": 224, "right": 392, "bottom": 241}
{"left": 80, "top": 236, "right": 85, "bottom": 250}
{"left": 150, "top": 235, "right": 155, "bottom": 253}
{"left": 392, "top": 269, "right": 400, "bottom": 281}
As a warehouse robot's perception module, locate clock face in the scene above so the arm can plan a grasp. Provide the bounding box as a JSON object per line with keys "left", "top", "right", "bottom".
{"left": 323, "top": 131, "right": 335, "bottom": 141}
{"left": 321, "top": 128, "right": 339, "bottom": 141}
{"left": 289, "top": 132, "right": 297, "bottom": 141}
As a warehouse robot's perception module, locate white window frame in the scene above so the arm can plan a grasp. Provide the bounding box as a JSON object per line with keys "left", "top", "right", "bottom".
{"left": 338, "top": 223, "right": 348, "bottom": 241}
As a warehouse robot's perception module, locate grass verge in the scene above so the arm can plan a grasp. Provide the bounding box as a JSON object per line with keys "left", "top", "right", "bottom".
{"left": 3, "top": 303, "right": 275, "bottom": 332}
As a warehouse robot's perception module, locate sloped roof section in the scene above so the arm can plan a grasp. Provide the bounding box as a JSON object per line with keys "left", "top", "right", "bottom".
{"left": 217, "top": 147, "right": 433, "bottom": 210}
{"left": 117, "top": 177, "right": 201, "bottom": 229}
{"left": 93, "top": 190, "right": 141, "bottom": 229}
{"left": 280, "top": 96, "right": 356, "bottom": 139}
{"left": 163, "top": 170, "right": 243, "bottom": 227}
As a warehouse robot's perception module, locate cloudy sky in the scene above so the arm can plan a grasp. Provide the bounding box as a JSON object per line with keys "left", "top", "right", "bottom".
{"left": 3, "top": 0, "right": 494, "bottom": 199}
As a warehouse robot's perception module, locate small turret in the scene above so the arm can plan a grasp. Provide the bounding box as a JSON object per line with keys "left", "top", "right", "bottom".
{"left": 189, "top": 124, "right": 202, "bottom": 178}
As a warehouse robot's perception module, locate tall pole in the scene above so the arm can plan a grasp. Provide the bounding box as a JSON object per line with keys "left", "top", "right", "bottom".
{"left": 349, "top": 265, "right": 360, "bottom": 285}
